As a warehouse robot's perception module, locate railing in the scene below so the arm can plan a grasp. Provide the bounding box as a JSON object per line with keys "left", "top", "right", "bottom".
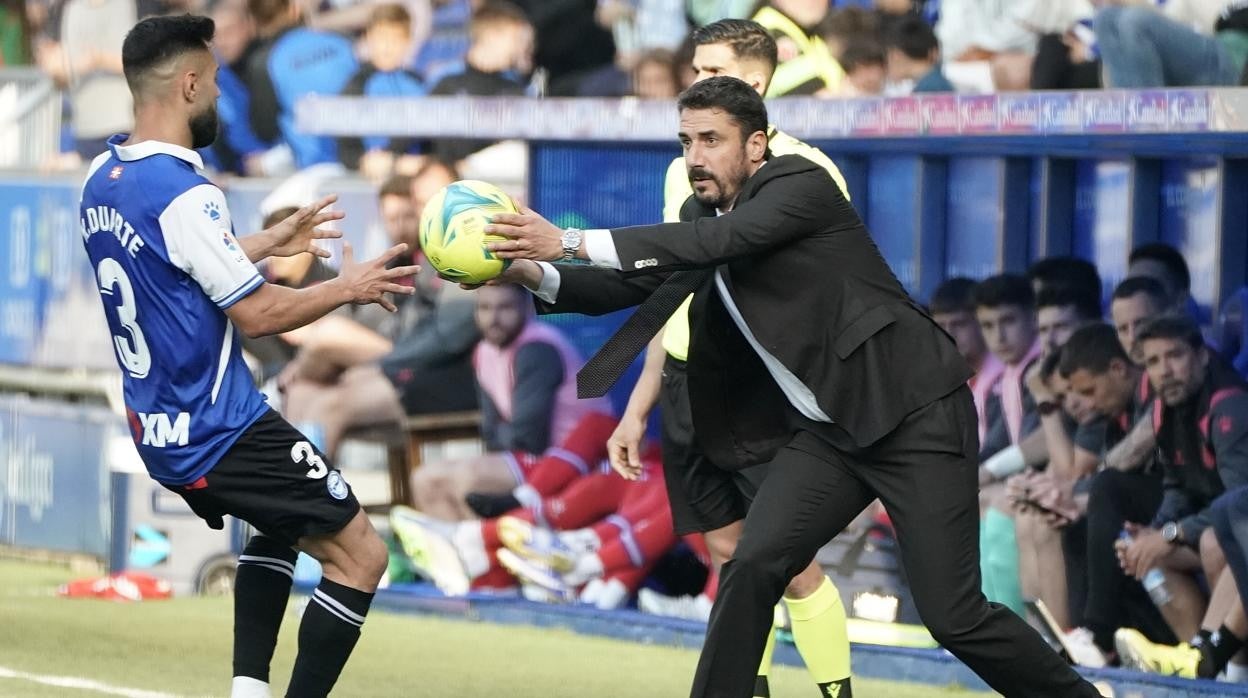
{"left": 0, "top": 68, "right": 60, "bottom": 170}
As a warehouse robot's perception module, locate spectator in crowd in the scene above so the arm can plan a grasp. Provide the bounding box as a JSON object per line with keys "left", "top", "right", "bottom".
{"left": 208, "top": 0, "right": 269, "bottom": 175}
{"left": 1007, "top": 286, "right": 1100, "bottom": 630}
{"left": 875, "top": 0, "right": 929, "bottom": 36}
{"left": 0, "top": 0, "right": 31, "bottom": 66}
{"left": 243, "top": 0, "right": 358, "bottom": 173}
{"left": 58, "top": 0, "right": 135, "bottom": 159}
{"left": 632, "top": 47, "right": 680, "bottom": 98}
{"left": 838, "top": 39, "right": 886, "bottom": 95}
{"left": 1129, "top": 242, "right": 1194, "bottom": 314}
{"left": 974, "top": 274, "right": 1042, "bottom": 615}
{"left": 1024, "top": 2, "right": 1102, "bottom": 91}
{"left": 1059, "top": 322, "right": 1173, "bottom": 665}
{"left": 306, "top": 0, "right": 431, "bottom": 47}
{"left": 411, "top": 284, "right": 611, "bottom": 521}
{"left": 337, "top": 3, "right": 427, "bottom": 180}
{"left": 595, "top": 0, "right": 688, "bottom": 68}
{"left": 1095, "top": 0, "right": 1248, "bottom": 89}
{"left": 412, "top": 0, "right": 472, "bottom": 83}
{"left": 685, "top": 0, "right": 755, "bottom": 28}
{"left": 1111, "top": 276, "right": 1171, "bottom": 364}
{"left": 884, "top": 14, "right": 955, "bottom": 93}
{"left": 512, "top": 0, "right": 616, "bottom": 96}
{"left": 278, "top": 175, "right": 446, "bottom": 454}
{"left": 929, "top": 277, "right": 993, "bottom": 377}
{"left": 429, "top": 1, "right": 531, "bottom": 164}
{"left": 752, "top": 0, "right": 845, "bottom": 95}
{"left": 935, "top": 0, "right": 1036, "bottom": 91}
{"left": 819, "top": 7, "right": 878, "bottom": 63}
{"left": 1114, "top": 316, "right": 1248, "bottom": 668}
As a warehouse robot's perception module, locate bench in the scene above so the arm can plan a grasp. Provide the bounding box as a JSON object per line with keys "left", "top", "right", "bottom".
{"left": 387, "top": 411, "right": 482, "bottom": 507}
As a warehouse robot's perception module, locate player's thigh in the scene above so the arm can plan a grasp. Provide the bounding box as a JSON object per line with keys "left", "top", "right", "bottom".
{"left": 732, "top": 432, "right": 874, "bottom": 579}
{"left": 178, "top": 410, "right": 362, "bottom": 547}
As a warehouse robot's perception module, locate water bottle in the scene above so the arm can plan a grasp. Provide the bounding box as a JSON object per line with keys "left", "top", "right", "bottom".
{"left": 1120, "top": 530, "right": 1173, "bottom": 606}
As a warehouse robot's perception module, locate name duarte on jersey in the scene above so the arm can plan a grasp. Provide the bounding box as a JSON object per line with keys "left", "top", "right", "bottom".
{"left": 81, "top": 204, "right": 146, "bottom": 258}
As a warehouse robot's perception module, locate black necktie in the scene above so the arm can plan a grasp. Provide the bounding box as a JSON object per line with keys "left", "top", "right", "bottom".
{"left": 576, "top": 269, "right": 712, "bottom": 398}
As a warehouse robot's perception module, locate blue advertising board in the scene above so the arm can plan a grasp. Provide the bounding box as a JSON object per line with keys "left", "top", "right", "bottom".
{"left": 0, "top": 396, "right": 117, "bottom": 556}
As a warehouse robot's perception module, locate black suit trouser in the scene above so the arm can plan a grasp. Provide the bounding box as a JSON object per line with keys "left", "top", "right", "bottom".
{"left": 691, "top": 386, "right": 1100, "bottom": 698}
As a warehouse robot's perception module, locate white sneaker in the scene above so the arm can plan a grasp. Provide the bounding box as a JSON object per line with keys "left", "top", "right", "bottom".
{"left": 637, "top": 589, "right": 713, "bottom": 622}
{"left": 1064, "top": 627, "right": 1108, "bottom": 668}
{"left": 231, "top": 676, "right": 271, "bottom": 698}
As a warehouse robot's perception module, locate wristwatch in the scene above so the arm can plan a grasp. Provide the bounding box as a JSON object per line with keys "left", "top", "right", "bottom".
{"left": 561, "top": 228, "right": 583, "bottom": 262}
{"left": 1036, "top": 400, "right": 1061, "bottom": 417}
{"left": 1161, "top": 521, "right": 1181, "bottom": 544}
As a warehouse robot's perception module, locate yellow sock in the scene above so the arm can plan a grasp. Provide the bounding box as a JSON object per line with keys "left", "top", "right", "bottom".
{"left": 785, "top": 576, "right": 851, "bottom": 684}
{"left": 754, "top": 624, "right": 776, "bottom": 697}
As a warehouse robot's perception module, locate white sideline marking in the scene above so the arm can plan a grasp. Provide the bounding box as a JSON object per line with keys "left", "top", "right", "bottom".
{"left": 0, "top": 665, "right": 182, "bottom": 697}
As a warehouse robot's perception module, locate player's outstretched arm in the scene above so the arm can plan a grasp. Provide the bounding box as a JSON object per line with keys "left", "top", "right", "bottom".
{"left": 226, "top": 242, "right": 418, "bottom": 338}
{"left": 239, "top": 194, "right": 345, "bottom": 262}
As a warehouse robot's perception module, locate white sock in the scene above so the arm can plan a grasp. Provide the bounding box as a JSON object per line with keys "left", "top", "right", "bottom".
{"left": 1226, "top": 662, "right": 1248, "bottom": 682}
{"left": 453, "top": 522, "right": 490, "bottom": 579}
{"left": 564, "top": 554, "right": 605, "bottom": 586}
{"left": 594, "top": 578, "right": 631, "bottom": 610}
{"left": 512, "top": 483, "right": 541, "bottom": 509}
{"left": 231, "top": 676, "right": 271, "bottom": 698}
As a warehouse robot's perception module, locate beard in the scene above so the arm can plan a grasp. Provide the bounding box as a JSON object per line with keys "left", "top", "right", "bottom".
{"left": 687, "top": 157, "right": 748, "bottom": 209}
{"left": 189, "top": 103, "right": 219, "bottom": 150}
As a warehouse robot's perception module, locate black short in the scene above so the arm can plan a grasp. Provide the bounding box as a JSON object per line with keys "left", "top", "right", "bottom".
{"left": 165, "top": 410, "right": 360, "bottom": 546}
{"left": 660, "top": 356, "right": 769, "bottom": 535}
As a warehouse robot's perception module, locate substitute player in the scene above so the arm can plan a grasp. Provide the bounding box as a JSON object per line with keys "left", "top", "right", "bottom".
{"left": 607, "top": 19, "right": 852, "bottom": 698}
{"left": 81, "top": 16, "right": 418, "bottom": 698}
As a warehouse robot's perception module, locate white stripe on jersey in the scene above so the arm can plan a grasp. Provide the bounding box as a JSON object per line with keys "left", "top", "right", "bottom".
{"left": 210, "top": 322, "right": 233, "bottom": 405}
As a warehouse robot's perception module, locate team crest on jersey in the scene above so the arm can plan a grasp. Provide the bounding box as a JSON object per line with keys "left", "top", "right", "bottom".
{"left": 326, "top": 470, "right": 349, "bottom": 500}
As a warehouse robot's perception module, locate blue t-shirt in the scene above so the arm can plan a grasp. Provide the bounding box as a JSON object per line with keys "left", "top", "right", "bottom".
{"left": 80, "top": 135, "right": 269, "bottom": 485}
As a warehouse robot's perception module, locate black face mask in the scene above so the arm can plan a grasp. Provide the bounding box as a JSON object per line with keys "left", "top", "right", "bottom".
{"left": 189, "top": 102, "right": 219, "bottom": 150}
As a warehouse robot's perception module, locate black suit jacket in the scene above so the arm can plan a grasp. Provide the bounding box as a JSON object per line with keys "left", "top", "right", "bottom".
{"left": 538, "top": 154, "right": 971, "bottom": 468}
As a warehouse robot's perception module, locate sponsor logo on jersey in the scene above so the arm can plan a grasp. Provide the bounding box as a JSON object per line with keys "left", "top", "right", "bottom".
{"left": 204, "top": 201, "right": 222, "bottom": 222}
{"left": 326, "top": 470, "right": 349, "bottom": 500}
{"left": 136, "top": 411, "right": 191, "bottom": 448}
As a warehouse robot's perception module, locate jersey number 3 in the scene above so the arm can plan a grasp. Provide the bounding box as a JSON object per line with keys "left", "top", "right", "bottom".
{"left": 292, "top": 441, "right": 329, "bottom": 480}
{"left": 97, "top": 257, "right": 151, "bottom": 379}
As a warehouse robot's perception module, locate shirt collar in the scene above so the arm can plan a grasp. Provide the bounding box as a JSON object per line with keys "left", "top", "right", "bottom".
{"left": 108, "top": 134, "right": 204, "bottom": 170}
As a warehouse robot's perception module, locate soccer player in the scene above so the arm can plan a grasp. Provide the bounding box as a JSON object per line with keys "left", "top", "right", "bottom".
{"left": 81, "top": 16, "right": 418, "bottom": 698}
{"left": 609, "top": 19, "right": 852, "bottom": 698}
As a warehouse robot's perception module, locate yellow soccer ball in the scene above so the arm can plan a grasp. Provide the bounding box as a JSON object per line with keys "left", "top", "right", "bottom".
{"left": 419, "top": 179, "right": 518, "bottom": 284}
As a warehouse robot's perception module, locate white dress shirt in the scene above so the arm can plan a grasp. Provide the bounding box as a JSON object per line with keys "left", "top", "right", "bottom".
{"left": 531, "top": 226, "right": 833, "bottom": 423}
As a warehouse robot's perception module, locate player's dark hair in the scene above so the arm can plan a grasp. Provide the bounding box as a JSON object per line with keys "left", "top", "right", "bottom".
{"left": 928, "top": 277, "right": 977, "bottom": 315}
{"left": 1059, "top": 323, "right": 1128, "bottom": 378}
{"left": 470, "top": 1, "right": 529, "bottom": 43}
{"left": 1038, "top": 349, "right": 1063, "bottom": 382}
{"left": 368, "top": 3, "right": 412, "bottom": 31}
{"left": 379, "top": 175, "right": 412, "bottom": 199}
{"left": 691, "top": 19, "right": 778, "bottom": 73}
{"left": 1136, "top": 315, "right": 1204, "bottom": 350}
{"left": 122, "top": 14, "right": 215, "bottom": 97}
{"left": 884, "top": 15, "right": 939, "bottom": 61}
{"left": 1129, "top": 243, "right": 1191, "bottom": 296}
{"left": 1037, "top": 284, "right": 1100, "bottom": 322}
{"left": 839, "top": 39, "right": 885, "bottom": 72}
{"left": 677, "top": 76, "right": 768, "bottom": 143}
{"left": 1028, "top": 255, "right": 1101, "bottom": 299}
{"left": 1112, "top": 276, "right": 1170, "bottom": 308}
{"left": 973, "top": 274, "right": 1035, "bottom": 311}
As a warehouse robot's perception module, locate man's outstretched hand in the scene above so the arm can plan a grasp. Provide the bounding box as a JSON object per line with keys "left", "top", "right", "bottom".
{"left": 259, "top": 194, "right": 345, "bottom": 259}
{"left": 336, "top": 242, "right": 420, "bottom": 312}
{"left": 484, "top": 207, "right": 565, "bottom": 262}
{"left": 453, "top": 258, "right": 545, "bottom": 291}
